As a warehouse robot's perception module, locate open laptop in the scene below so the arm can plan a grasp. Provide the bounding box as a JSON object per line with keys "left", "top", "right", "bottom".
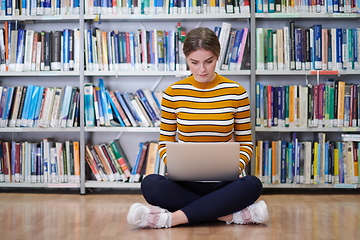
{"left": 166, "top": 142, "right": 240, "bottom": 181}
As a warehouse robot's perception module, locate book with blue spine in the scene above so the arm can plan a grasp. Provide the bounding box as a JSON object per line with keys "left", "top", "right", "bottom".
{"left": 107, "top": 31, "right": 114, "bottom": 71}
{"left": 32, "top": 86, "right": 45, "bottom": 127}
{"left": 135, "top": 89, "right": 160, "bottom": 127}
{"left": 1, "top": 86, "right": 13, "bottom": 127}
{"left": 113, "top": 31, "right": 120, "bottom": 71}
{"left": 20, "top": 85, "right": 34, "bottom": 127}
{"left": 286, "top": 142, "right": 293, "bottom": 183}
{"left": 98, "top": 79, "right": 112, "bottom": 126}
{"left": 333, "top": 0, "right": 339, "bottom": 12}
{"left": 346, "top": 28, "right": 353, "bottom": 70}
{"left": 313, "top": 24, "right": 322, "bottom": 70}
{"left": 256, "top": 0, "right": 263, "bottom": 12}
{"left": 26, "top": 86, "right": 42, "bottom": 127}
{"left": 63, "top": 29, "right": 70, "bottom": 71}
{"left": 115, "top": 91, "right": 139, "bottom": 127}
{"left": 342, "top": 28, "right": 348, "bottom": 70}
{"left": 295, "top": 28, "right": 303, "bottom": 70}
{"left": 335, "top": 28, "right": 343, "bottom": 70}
{"left": 86, "top": 30, "right": 94, "bottom": 71}
{"left": 59, "top": 86, "right": 73, "bottom": 128}
{"left": 121, "top": 92, "right": 143, "bottom": 126}
{"left": 229, "top": 29, "right": 243, "bottom": 71}
{"left": 105, "top": 91, "right": 125, "bottom": 127}
{"left": 84, "top": 83, "right": 95, "bottom": 127}
{"left": 129, "top": 31, "right": 136, "bottom": 71}
{"left": 280, "top": 140, "right": 287, "bottom": 183}
{"left": 15, "top": 29, "right": 25, "bottom": 72}
{"left": 129, "top": 142, "right": 144, "bottom": 183}
{"left": 95, "top": 87, "right": 104, "bottom": 126}
{"left": 354, "top": 28, "right": 358, "bottom": 70}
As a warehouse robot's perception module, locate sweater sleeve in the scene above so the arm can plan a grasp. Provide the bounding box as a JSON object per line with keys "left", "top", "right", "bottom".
{"left": 158, "top": 86, "right": 177, "bottom": 164}
{"left": 234, "top": 87, "right": 253, "bottom": 172}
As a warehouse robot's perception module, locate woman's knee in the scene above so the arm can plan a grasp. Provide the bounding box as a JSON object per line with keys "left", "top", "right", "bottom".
{"left": 141, "top": 174, "right": 167, "bottom": 204}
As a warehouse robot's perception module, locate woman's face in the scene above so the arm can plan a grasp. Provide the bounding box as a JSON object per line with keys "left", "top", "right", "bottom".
{"left": 186, "top": 49, "right": 218, "bottom": 83}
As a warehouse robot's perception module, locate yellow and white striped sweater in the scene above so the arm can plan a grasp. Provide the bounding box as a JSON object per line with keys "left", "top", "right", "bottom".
{"left": 158, "top": 74, "right": 253, "bottom": 172}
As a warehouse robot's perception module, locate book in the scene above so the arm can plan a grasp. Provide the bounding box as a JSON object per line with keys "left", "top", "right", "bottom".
{"left": 50, "top": 30, "right": 62, "bottom": 71}
{"left": 131, "top": 141, "right": 149, "bottom": 182}
{"left": 144, "top": 142, "right": 159, "bottom": 176}
{"left": 136, "top": 89, "right": 160, "bottom": 127}
{"left": 109, "top": 139, "right": 131, "bottom": 179}
{"left": 84, "top": 83, "right": 95, "bottom": 127}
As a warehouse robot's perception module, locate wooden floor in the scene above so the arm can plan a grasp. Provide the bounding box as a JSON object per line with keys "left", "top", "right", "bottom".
{"left": 0, "top": 190, "right": 360, "bottom": 240}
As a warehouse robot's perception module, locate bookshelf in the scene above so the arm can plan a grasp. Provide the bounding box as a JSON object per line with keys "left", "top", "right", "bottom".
{"left": 252, "top": 1, "right": 360, "bottom": 189}
{"left": 1, "top": 1, "right": 360, "bottom": 194}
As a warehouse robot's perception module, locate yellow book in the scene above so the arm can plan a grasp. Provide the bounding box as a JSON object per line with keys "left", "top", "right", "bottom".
{"left": 73, "top": 141, "right": 80, "bottom": 183}
{"left": 271, "top": 141, "right": 277, "bottom": 184}
{"left": 256, "top": 140, "right": 263, "bottom": 182}
{"left": 313, "top": 142, "right": 319, "bottom": 184}
{"left": 101, "top": 31, "right": 109, "bottom": 70}
{"left": 334, "top": 148, "right": 339, "bottom": 184}
{"left": 337, "top": 81, "right": 345, "bottom": 127}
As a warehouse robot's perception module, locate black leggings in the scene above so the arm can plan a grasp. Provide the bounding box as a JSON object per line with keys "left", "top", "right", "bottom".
{"left": 141, "top": 174, "right": 263, "bottom": 224}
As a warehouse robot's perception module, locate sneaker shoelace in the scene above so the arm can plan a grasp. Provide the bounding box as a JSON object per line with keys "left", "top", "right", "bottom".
{"left": 142, "top": 212, "right": 169, "bottom": 228}
{"left": 238, "top": 208, "right": 258, "bottom": 225}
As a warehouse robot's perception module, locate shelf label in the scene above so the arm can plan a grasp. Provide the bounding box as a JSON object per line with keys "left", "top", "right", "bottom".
{"left": 342, "top": 127, "right": 358, "bottom": 132}
{"left": 334, "top": 184, "right": 357, "bottom": 189}
{"left": 41, "top": 16, "right": 63, "bottom": 20}
{"left": 131, "top": 15, "right": 154, "bottom": 19}
{"left": 48, "top": 183, "right": 79, "bottom": 188}
{"left": 309, "top": 70, "right": 339, "bottom": 75}
{"left": 269, "top": 13, "right": 299, "bottom": 18}
{"left": 38, "top": 71, "right": 60, "bottom": 76}
{"left": 333, "top": 13, "right": 357, "bottom": 18}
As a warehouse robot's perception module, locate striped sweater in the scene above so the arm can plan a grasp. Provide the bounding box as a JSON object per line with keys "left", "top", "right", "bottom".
{"left": 158, "top": 74, "right": 253, "bottom": 172}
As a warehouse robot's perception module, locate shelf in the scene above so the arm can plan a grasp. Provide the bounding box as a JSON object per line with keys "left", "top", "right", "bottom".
{"left": 85, "top": 127, "right": 160, "bottom": 132}
{"left": 0, "top": 15, "right": 81, "bottom": 21}
{"left": 84, "top": 13, "right": 251, "bottom": 21}
{"left": 0, "top": 182, "right": 80, "bottom": 188}
{"left": 85, "top": 181, "right": 141, "bottom": 189}
{"left": 255, "top": 70, "right": 360, "bottom": 76}
{"left": 263, "top": 183, "right": 359, "bottom": 189}
{"left": 0, "top": 71, "right": 80, "bottom": 77}
{"left": 256, "top": 127, "right": 360, "bottom": 132}
{"left": 0, "top": 127, "right": 81, "bottom": 132}
{"left": 256, "top": 13, "right": 360, "bottom": 19}
{"left": 84, "top": 70, "right": 251, "bottom": 77}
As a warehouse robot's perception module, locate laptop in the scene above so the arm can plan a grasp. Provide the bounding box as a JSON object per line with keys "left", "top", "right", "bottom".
{"left": 166, "top": 142, "right": 240, "bottom": 181}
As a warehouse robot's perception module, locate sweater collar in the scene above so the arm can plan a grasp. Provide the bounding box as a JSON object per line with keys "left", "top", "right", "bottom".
{"left": 189, "top": 73, "right": 221, "bottom": 89}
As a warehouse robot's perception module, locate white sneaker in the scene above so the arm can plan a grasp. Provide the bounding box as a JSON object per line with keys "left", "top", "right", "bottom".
{"left": 127, "top": 203, "right": 172, "bottom": 228}
{"left": 230, "top": 200, "right": 269, "bottom": 225}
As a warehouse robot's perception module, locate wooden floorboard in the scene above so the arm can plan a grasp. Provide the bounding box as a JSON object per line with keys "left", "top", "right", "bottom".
{"left": 0, "top": 191, "right": 360, "bottom": 240}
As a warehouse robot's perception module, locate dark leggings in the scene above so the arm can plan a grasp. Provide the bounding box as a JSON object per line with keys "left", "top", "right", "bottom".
{"left": 141, "top": 174, "right": 263, "bottom": 224}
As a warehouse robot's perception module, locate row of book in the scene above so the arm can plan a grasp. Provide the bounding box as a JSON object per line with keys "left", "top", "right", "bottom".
{"left": 84, "top": 79, "right": 163, "bottom": 127}
{"left": 0, "top": 139, "right": 80, "bottom": 183}
{"left": 85, "top": 141, "right": 166, "bottom": 182}
{"left": 84, "top": 0, "right": 250, "bottom": 15}
{"left": 256, "top": 24, "right": 360, "bottom": 71}
{"left": 256, "top": 0, "right": 360, "bottom": 13}
{"left": 0, "top": 85, "right": 80, "bottom": 128}
{"left": 255, "top": 133, "right": 360, "bottom": 185}
{"left": 0, "top": 0, "right": 80, "bottom": 16}
{"left": 84, "top": 22, "right": 187, "bottom": 72}
{"left": 0, "top": 22, "right": 81, "bottom": 72}
{"left": 255, "top": 80, "right": 360, "bottom": 128}
{"left": 215, "top": 22, "right": 250, "bottom": 71}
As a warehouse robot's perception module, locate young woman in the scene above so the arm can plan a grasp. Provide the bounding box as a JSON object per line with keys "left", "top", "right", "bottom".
{"left": 127, "top": 27, "right": 269, "bottom": 228}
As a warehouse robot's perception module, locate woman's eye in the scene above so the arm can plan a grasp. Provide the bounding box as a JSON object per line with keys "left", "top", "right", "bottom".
{"left": 191, "top": 62, "right": 197, "bottom": 65}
